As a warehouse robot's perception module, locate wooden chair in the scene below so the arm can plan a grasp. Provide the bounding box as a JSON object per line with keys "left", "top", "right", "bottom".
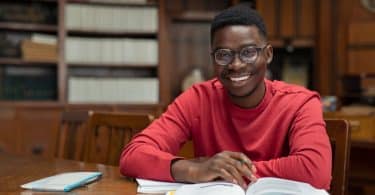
{"left": 325, "top": 119, "right": 351, "bottom": 195}
{"left": 84, "top": 111, "right": 153, "bottom": 166}
{"left": 55, "top": 110, "right": 93, "bottom": 161}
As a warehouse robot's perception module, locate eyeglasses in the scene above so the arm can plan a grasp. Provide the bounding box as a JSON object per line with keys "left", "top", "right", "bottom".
{"left": 211, "top": 45, "right": 267, "bottom": 66}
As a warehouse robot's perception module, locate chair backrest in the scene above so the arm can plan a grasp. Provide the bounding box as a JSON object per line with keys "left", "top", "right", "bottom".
{"left": 84, "top": 111, "right": 153, "bottom": 166}
{"left": 56, "top": 110, "right": 93, "bottom": 161}
{"left": 325, "top": 119, "right": 351, "bottom": 195}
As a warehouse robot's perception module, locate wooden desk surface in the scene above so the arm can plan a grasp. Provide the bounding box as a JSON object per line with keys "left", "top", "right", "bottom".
{"left": 0, "top": 153, "right": 150, "bottom": 194}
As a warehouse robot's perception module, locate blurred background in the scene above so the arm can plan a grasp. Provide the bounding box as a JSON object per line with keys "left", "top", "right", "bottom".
{"left": 0, "top": 0, "right": 373, "bottom": 194}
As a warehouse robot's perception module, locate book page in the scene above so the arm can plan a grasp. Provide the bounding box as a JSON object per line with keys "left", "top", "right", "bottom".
{"left": 136, "top": 178, "right": 185, "bottom": 193}
{"left": 246, "top": 177, "right": 329, "bottom": 195}
{"left": 174, "top": 182, "right": 245, "bottom": 195}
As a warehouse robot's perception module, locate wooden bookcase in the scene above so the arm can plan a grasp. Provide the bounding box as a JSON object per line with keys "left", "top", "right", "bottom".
{"left": 0, "top": 0, "right": 170, "bottom": 158}
{"left": 0, "top": 0, "right": 171, "bottom": 109}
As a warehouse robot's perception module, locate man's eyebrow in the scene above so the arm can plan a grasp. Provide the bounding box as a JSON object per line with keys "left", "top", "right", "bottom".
{"left": 211, "top": 43, "right": 259, "bottom": 51}
{"left": 239, "top": 43, "right": 258, "bottom": 48}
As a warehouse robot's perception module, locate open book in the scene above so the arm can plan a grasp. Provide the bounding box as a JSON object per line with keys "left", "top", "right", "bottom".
{"left": 136, "top": 178, "right": 185, "bottom": 193}
{"left": 171, "top": 177, "right": 329, "bottom": 195}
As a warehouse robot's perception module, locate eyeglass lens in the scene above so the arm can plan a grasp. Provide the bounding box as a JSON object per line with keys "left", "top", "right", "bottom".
{"left": 214, "top": 46, "right": 260, "bottom": 66}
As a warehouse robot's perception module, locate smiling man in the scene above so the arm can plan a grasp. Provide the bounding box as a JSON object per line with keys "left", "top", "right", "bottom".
{"left": 120, "top": 4, "right": 332, "bottom": 190}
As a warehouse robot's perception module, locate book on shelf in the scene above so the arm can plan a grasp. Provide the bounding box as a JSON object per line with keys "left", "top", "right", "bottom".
{"left": 0, "top": 32, "right": 57, "bottom": 60}
{"left": 31, "top": 33, "right": 57, "bottom": 45}
{"left": 137, "top": 177, "right": 328, "bottom": 195}
{"left": 65, "top": 38, "right": 158, "bottom": 65}
{"left": 0, "top": 2, "right": 56, "bottom": 24}
{"left": 68, "top": 77, "right": 158, "bottom": 103}
{"left": 21, "top": 172, "right": 102, "bottom": 192}
{"left": 66, "top": 3, "right": 157, "bottom": 32}
{"left": 21, "top": 40, "right": 57, "bottom": 62}
{"left": 0, "top": 66, "right": 56, "bottom": 100}
{"left": 0, "top": 32, "right": 30, "bottom": 58}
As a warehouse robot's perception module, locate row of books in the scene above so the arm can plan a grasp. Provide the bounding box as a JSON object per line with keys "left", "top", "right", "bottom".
{"left": 66, "top": 4, "right": 158, "bottom": 32}
{"left": 65, "top": 38, "right": 158, "bottom": 65}
{"left": 0, "top": 32, "right": 57, "bottom": 61}
{"left": 0, "top": 32, "right": 29, "bottom": 58}
{"left": 0, "top": 2, "right": 56, "bottom": 24}
{"left": 70, "top": 0, "right": 148, "bottom": 4}
{"left": 68, "top": 77, "right": 158, "bottom": 103}
{"left": 0, "top": 66, "right": 57, "bottom": 100}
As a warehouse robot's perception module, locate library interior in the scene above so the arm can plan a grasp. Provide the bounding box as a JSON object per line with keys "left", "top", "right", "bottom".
{"left": 0, "top": 0, "right": 374, "bottom": 195}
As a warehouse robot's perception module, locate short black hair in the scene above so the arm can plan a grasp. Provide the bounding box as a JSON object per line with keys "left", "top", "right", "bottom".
{"left": 210, "top": 3, "right": 267, "bottom": 44}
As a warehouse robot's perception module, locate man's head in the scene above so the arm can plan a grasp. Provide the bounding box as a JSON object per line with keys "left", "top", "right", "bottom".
{"left": 210, "top": 4, "right": 267, "bottom": 44}
{"left": 210, "top": 4, "right": 273, "bottom": 108}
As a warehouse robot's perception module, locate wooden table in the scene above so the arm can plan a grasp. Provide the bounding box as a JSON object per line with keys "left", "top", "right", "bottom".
{"left": 0, "top": 153, "right": 150, "bottom": 194}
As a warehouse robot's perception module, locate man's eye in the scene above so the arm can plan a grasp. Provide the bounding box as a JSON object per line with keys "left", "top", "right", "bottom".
{"left": 217, "top": 51, "right": 231, "bottom": 58}
{"left": 242, "top": 48, "right": 257, "bottom": 57}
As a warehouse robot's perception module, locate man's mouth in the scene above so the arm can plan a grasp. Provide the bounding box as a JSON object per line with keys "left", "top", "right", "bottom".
{"left": 229, "top": 75, "right": 250, "bottom": 82}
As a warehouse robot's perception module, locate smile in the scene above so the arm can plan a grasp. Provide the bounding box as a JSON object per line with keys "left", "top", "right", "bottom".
{"left": 229, "top": 74, "right": 252, "bottom": 82}
{"left": 229, "top": 74, "right": 251, "bottom": 82}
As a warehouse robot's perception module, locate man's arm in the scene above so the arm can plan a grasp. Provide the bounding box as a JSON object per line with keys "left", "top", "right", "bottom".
{"left": 253, "top": 97, "right": 332, "bottom": 189}
{"left": 119, "top": 88, "right": 197, "bottom": 181}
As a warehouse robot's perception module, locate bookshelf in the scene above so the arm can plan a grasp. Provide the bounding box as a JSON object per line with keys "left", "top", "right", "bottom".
{"left": 0, "top": 0, "right": 58, "bottom": 101}
{"left": 63, "top": 0, "right": 164, "bottom": 105}
{"left": 0, "top": 22, "right": 57, "bottom": 33}
{"left": 0, "top": 0, "right": 171, "bottom": 108}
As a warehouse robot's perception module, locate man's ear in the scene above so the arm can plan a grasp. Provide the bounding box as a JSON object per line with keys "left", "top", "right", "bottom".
{"left": 265, "top": 44, "right": 273, "bottom": 64}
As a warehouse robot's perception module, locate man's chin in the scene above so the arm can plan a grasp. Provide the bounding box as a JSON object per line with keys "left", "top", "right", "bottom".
{"left": 228, "top": 88, "right": 255, "bottom": 98}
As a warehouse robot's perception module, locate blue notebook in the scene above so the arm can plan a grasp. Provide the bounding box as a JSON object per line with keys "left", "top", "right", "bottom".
{"left": 21, "top": 172, "right": 102, "bottom": 192}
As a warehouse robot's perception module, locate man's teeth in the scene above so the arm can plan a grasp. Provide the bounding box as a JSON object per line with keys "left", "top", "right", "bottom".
{"left": 230, "top": 75, "right": 250, "bottom": 82}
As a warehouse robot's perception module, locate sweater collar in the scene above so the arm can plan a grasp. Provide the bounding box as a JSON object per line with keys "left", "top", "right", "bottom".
{"left": 221, "top": 79, "right": 273, "bottom": 118}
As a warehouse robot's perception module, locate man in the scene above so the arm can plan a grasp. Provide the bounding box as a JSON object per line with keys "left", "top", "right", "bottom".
{"left": 120, "top": 4, "right": 331, "bottom": 190}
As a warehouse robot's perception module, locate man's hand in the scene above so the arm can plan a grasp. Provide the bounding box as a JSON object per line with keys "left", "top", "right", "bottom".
{"left": 171, "top": 151, "right": 257, "bottom": 189}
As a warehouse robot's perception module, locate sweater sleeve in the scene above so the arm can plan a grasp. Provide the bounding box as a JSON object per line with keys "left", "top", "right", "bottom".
{"left": 119, "top": 87, "right": 198, "bottom": 181}
{"left": 253, "top": 96, "right": 332, "bottom": 189}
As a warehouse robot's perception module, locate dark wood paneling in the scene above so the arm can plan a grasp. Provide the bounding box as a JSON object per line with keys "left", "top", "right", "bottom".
{"left": 280, "top": 0, "right": 295, "bottom": 38}
{"left": 256, "top": 0, "right": 277, "bottom": 38}
{"left": 159, "top": 0, "right": 172, "bottom": 105}
{"left": 335, "top": 0, "right": 354, "bottom": 96}
{"left": 16, "top": 108, "right": 61, "bottom": 158}
{"left": 348, "top": 49, "right": 375, "bottom": 74}
{"left": 0, "top": 108, "right": 18, "bottom": 154}
{"left": 169, "top": 22, "right": 211, "bottom": 98}
{"left": 349, "top": 22, "right": 375, "bottom": 45}
{"left": 315, "top": 0, "right": 334, "bottom": 95}
{"left": 298, "top": 0, "right": 316, "bottom": 38}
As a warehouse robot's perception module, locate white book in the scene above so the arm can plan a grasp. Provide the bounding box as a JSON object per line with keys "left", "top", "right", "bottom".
{"left": 31, "top": 33, "right": 57, "bottom": 45}
{"left": 66, "top": 4, "right": 81, "bottom": 30}
{"left": 171, "top": 177, "right": 329, "bottom": 195}
{"left": 65, "top": 38, "right": 79, "bottom": 63}
{"left": 136, "top": 178, "right": 185, "bottom": 194}
{"left": 102, "top": 38, "right": 113, "bottom": 63}
{"left": 112, "top": 7, "right": 123, "bottom": 31}
{"left": 80, "top": 5, "right": 89, "bottom": 30}
{"left": 21, "top": 172, "right": 102, "bottom": 192}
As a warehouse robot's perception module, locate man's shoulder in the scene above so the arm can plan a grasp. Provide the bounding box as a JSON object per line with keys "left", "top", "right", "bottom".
{"left": 176, "top": 78, "right": 222, "bottom": 102}
{"left": 189, "top": 78, "right": 222, "bottom": 93}
{"left": 268, "top": 80, "right": 318, "bottom": 97}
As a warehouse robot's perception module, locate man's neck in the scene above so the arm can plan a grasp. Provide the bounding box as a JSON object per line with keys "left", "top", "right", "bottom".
{"left": 229, "top": 81, "right": 266, "bottom": 109}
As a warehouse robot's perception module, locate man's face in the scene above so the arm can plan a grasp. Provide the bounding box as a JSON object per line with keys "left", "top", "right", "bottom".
{"left": 211, "top": 25, "right": 272, "bottom": 98}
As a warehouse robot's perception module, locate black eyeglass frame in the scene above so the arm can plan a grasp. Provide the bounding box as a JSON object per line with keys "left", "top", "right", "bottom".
{"left": 211, "top": 44, "right": 268, "bottom": 66}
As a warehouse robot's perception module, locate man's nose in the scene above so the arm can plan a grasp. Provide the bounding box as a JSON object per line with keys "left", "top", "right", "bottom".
{"left": 227, "top": 54, "right": 244, "bottom": 70}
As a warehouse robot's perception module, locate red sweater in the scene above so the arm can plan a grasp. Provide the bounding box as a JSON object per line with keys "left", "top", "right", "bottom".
{"left": 120, "top": 79, "right": 332, "bottom": 189}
